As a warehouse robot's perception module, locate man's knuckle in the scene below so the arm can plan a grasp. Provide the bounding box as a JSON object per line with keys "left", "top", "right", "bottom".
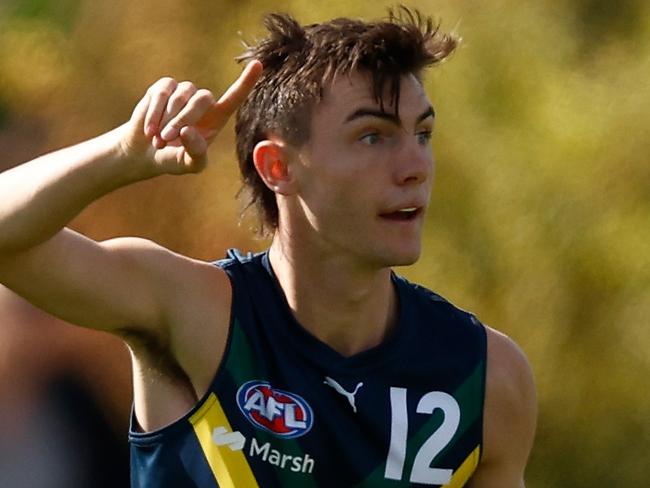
{"left": 178, "top": 81, "right": 196, "bottom": 92}
{"left": 148, "top": 77, "right": 177, "bottom": 97}
{"left": 170, "top": 85, "right": 196, "bottom": 106}
{"left": 168, "top": 92, "right": 188, "bottom": 107}
{"left": 195, "top": 89, "right": 214, "bottom": 104}
{"left": 149, "top": 90, "right": 170, "bottom": 102}
{"left": 165, "top": 118, "right": 180, "bottom": 129}
{"left": 159, "top": 76, "right": 176, "bottom": 86}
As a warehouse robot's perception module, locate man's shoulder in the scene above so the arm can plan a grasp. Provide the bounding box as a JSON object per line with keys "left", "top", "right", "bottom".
{"left": 212, "top": 248, "right": 267, "bottom": 275}
{"left": 487, "top": 328, "right": 536, "bottom": 430}
{"left": 475, "top": 326, "right": 537, "bottom": 482}
{"left": 395, "top": 273, "right": 485, "bottom": 329}
{"left": 485, "top": 327, "right": 535, "bottom": 406}
{"left": 487, "top": 324, "right": 529, "bottom": 357}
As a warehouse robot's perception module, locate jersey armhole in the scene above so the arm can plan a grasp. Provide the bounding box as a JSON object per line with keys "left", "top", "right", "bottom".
{"left": 128, "top": 261, "right": 239, "bottom": 444}
{"left": 207, "top": 260, "right": 239, "bottom": 392}
{"left": 474, "top": 316, "right": 488, "bottom": 463}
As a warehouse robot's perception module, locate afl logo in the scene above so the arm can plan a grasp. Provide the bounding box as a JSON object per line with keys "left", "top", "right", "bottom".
{"left": 236, "top": 380, "right": 314, "bottom": 439}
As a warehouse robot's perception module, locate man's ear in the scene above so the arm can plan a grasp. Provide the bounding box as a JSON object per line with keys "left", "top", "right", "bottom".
{"left": 252, "top": 140, "right": 295, "bottom": 195}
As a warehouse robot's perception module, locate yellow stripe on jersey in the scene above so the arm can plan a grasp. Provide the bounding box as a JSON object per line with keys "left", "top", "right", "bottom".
{"left": 443, "top": 446, "right": 481, "bottom": 488}
{"left": 189, "top": 392, "right": 259, "bottom": 488}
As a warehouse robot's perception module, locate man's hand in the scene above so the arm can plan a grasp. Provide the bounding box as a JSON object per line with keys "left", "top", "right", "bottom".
{"left": 119, "top": 60, "right": 262, "bottom": 175}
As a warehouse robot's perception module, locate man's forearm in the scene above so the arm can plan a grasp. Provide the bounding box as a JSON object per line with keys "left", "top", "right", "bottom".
{"left": 0, "top": 65, "right": 263, "bottom": 256}
{"left": 0, "top": 125, "right": 155, "bottom": 254}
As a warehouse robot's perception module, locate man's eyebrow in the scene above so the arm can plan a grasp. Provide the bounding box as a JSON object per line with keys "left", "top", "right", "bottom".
{"left": 344, "top": 105, "right": 436, "bottom": 125}
{"left": 416, "top": 106, "right": 436, "bottom": 123}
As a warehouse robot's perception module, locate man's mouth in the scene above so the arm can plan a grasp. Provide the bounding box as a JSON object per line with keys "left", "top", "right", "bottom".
{"left": 379, "top": 207, "right": 422, "bottom": 221}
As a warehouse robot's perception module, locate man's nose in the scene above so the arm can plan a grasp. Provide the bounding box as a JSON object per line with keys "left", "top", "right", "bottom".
{"left": 394, "top": 140, "right": 434, "bottom": 185}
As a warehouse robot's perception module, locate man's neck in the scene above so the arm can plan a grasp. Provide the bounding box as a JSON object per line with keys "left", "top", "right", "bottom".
{"left": 268, "top": 235, "right": 398, "bottom": 358}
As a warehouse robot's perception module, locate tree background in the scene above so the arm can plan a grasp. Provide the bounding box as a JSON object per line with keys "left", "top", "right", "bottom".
{"left": 0, "top": 0, "right": 648, "bottom": 486}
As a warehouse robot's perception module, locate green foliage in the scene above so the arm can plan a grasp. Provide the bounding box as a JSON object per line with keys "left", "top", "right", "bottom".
{"left": 1, "top": 1, "right": 648, "bottom": 485}
{"left": 5, "top": 0, "right": 81, "bottom": 32}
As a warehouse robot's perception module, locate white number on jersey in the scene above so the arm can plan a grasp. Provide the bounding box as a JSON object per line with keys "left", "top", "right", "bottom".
{"left": 384, "top": 388, "right": 461, "bottom": 485}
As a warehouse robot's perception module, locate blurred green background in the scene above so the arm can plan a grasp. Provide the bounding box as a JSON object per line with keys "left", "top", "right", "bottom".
{"left": 1, "top": 0, "right": 648, "bottom": 486}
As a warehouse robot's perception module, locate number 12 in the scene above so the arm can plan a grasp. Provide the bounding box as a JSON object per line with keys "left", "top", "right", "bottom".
{"left": 384, "top": 387, "right": 460, "bottom": 485}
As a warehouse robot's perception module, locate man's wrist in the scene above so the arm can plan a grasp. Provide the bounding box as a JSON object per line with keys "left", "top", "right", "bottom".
{"left": 105, "top": 124, "right": 162, "bottom": 184}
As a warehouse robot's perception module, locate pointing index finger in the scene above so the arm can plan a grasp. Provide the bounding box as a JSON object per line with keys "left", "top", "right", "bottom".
{"left": 218, "top": 60, "right": 263, "bottom": 112}
{"left": 201, "top": 60, "right": 263, "bottom": 130}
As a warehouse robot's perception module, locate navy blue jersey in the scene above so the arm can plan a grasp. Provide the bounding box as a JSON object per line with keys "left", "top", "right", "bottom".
{"left": 129, "top": 249, "right": 487, "bottom": 487}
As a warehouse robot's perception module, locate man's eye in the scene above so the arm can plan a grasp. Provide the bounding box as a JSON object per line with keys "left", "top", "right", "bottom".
{"left": 417, "top": 130, "right": 433, "bottom": 145}
{"left": 359, "top": 133, "right": 381, "bottom": 145}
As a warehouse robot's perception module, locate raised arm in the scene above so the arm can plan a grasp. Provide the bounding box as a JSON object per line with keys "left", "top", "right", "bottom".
{"left": 0, "top": 61, "right": 262, "bottom": 334}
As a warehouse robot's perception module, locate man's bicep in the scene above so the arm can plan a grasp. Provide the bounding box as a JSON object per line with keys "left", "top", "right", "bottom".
{"left": 0, "top": 228, "right": 185, "bottom": 333}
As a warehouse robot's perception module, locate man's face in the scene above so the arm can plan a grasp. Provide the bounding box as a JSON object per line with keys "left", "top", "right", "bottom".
{"left": 289, "top": 70, "right": 435, "bottom": 268}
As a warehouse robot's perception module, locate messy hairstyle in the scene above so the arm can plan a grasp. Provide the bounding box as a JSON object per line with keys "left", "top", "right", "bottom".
{"left": 235, "top": 6, "right": 458, "bottom": 234}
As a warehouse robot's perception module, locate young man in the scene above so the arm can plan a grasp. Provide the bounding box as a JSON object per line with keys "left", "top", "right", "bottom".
{"left": 0, "top": 9, "right": 536, "bottom": 488}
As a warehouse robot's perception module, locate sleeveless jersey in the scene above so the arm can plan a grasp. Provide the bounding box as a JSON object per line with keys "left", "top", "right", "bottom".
{"left": 129, "top": 249, "right": 487, "bottom": 487}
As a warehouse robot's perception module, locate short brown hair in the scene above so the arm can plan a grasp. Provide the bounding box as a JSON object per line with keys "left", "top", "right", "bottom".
{"left": 235, "top": 6, "right": 458, "bottom": 234}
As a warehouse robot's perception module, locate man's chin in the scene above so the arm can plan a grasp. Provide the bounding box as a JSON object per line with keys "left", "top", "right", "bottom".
{"left": 391, "top": 254, "right": 420, "bottom": 267}
{"left": 353, "top": 241, "right": 422, "bottom": 269}
{"left": 380, "top": 246, "right": 422, "bottom": 268}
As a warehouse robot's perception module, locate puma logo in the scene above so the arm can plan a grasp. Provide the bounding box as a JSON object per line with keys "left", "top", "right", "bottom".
{"left": 323, "top": 376, "right": 364, "bottom": 413}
